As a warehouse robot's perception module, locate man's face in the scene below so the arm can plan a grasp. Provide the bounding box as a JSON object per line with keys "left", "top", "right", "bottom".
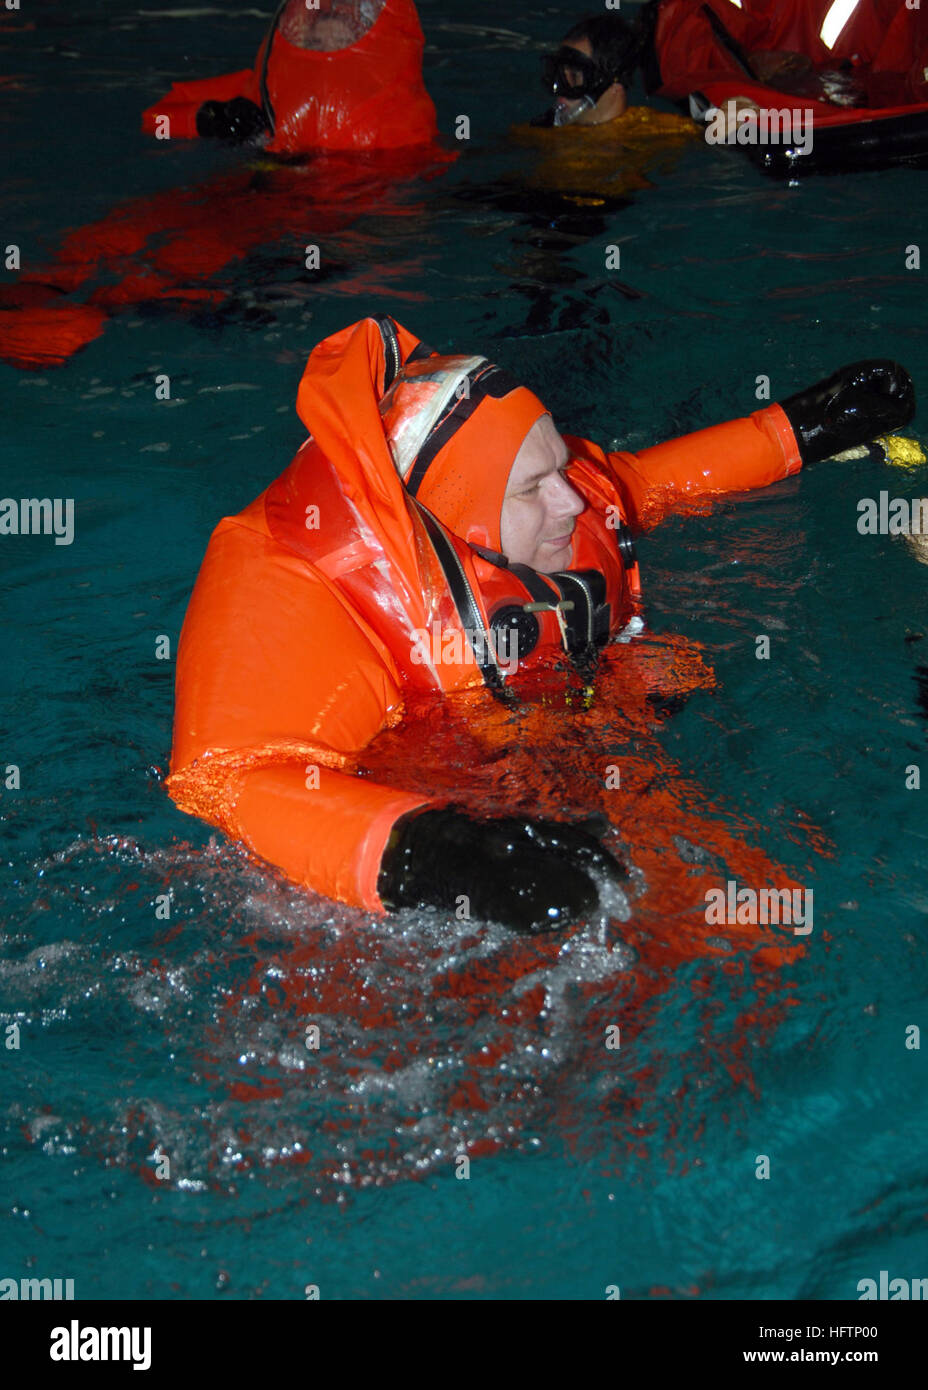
{"left": 500, "top": 415, "right": 585, "bottom": 572}
{"left": 554, "top": 35, "right": 627, "bottom": 126}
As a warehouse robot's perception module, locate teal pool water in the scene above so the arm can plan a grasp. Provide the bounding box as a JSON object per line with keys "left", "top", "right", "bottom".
{"left": 2, "top": 1, "right": 927, "bottom": 1300}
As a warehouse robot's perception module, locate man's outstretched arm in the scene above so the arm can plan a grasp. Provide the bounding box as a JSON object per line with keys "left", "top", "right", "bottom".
{"left": 596, "top": 360, "right": 915, "bottom": 531}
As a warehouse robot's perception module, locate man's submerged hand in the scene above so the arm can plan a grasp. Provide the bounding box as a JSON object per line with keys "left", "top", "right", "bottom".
{"left": 379, "top": 806, "right": 628, "bottom": 935}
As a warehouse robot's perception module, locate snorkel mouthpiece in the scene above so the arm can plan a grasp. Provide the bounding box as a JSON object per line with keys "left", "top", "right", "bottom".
{"left": 552, "top": 95, "right": 596, "bottom": 126}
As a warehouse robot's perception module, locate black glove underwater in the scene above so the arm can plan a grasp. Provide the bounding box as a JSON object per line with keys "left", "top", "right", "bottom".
{"left": 195, "top": 97, "right": 269, "bottom": 143}
{"left": 378, "top": 806, "right": 627, "bottom": 935}
{"left": 779, "top": 359, "right": 915, "bottom": 464}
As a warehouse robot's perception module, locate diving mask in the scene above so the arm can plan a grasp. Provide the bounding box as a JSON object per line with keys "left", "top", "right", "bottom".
{"left": 542, "top": 46, "right": 615, "bottom": 104}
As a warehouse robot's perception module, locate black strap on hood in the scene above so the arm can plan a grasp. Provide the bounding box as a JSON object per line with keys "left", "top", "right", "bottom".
{"left": 259, "top": 1, "right": 289, "bottom": 136}
{"left": 412, "top": 500, "right": 515, "bottom": 700}
{"left": 403, "top": 363, "right": 521, "bottom": 499}
{"left": 700, "top": 2, "right": 759, "bottom": 82}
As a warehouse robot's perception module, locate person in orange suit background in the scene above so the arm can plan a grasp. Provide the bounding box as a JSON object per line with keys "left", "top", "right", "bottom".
{"left": 0, "top": 0, "right": 442, "bottom": 371}
{"left": 142, "top": 0, "right": 437, "bottom": 153}
{"left": 643, "top": 0, "right": 928, "bottom": 112}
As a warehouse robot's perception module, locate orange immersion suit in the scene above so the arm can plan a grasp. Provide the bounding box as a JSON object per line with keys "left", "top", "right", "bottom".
{"left": 167, "top": 315, "right": 803, "bottom": 911}
{"left": 649, "top": 0, "right": 928, "bottom": 111}
{"left": 141, "top": 0, "right": 437, "bottom": 153}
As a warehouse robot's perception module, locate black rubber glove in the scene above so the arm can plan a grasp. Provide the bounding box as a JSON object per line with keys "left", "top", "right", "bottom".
{"left": 195, "top": 97, "right": 269, "bottom": 143}
{"left": 378, "top": 806, "right": 627, "bottom": 935}
{"left": 779, "top": 359, "right": 915, "bottom": 464}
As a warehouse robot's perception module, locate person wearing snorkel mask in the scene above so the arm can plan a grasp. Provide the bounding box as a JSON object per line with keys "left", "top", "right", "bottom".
{"left": 537, "top": 14, "right": 639, "bottom": 127}
{"left": 504, "top": 12, "right": 694, "bottom": 218}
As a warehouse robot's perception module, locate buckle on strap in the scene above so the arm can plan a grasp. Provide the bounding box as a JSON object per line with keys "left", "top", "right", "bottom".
{"left": 523, "top": 598, "right": 574, "bottom": 649}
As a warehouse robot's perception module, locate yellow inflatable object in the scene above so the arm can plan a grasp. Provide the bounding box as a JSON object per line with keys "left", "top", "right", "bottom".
{"left": 831, "top": 435, "right": 925, "bottom": 466}
{"left": 879, "top": 434, "right": 928, "bottom": 467}
{"left": 509, "top": 105, "right": 697, "bottom": 201}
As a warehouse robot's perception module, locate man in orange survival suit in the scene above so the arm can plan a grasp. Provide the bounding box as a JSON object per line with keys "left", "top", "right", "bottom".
{"left": 168, "top": 316, "right": 915, "bottom": 934}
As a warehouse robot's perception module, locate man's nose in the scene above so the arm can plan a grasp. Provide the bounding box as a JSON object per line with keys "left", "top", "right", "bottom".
{"left": 548, "top": 471, "right": 585, "bottom": 517}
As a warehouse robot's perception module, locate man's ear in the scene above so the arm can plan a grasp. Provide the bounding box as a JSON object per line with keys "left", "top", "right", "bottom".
{"left": 595, "top": 81, "right": 627, "bottom": 120}
{"left": 612, "top": 82, "right": 629, "bottom": 109}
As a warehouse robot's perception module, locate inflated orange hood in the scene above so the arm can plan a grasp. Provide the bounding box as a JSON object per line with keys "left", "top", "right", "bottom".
{"left": 295, "top": 320, "right": 548, "bottom": 553}
{"left": 142, "top": 0, "right": 437, "bottom": 153}
{"left": 258, "top": 0, "right": 437, "bottom": 152}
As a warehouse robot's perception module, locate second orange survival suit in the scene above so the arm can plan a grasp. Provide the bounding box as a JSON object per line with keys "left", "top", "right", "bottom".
{"left": 167, "top": 316, "right": 917, "bottom": 915}
{"left": 142, "top": 0, "right": 437, "bottom": 153}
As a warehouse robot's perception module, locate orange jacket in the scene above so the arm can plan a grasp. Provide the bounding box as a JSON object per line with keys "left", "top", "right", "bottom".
{"left": 141, "top": 0, "right": 437, "bottom": 153}
{"left": 168, "top": 315, "right": 802, "bottom": 911}
{"left": 651, "top": 0, "right": 928, "bottom": 110}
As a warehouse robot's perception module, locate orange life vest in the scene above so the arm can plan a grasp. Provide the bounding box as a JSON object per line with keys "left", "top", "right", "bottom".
{"left": 167, "top": 315, "right": 802, "bottom": 911}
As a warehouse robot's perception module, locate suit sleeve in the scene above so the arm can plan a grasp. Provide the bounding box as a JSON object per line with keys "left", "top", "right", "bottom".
{"left": 602, "top": 403, "right": 803, "bottom": 532}
{"left": 168, "top": 516, "right": 429, "bottom": 912}
{"left": 142, "top": 70, "right": 260, "bottom": 140}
